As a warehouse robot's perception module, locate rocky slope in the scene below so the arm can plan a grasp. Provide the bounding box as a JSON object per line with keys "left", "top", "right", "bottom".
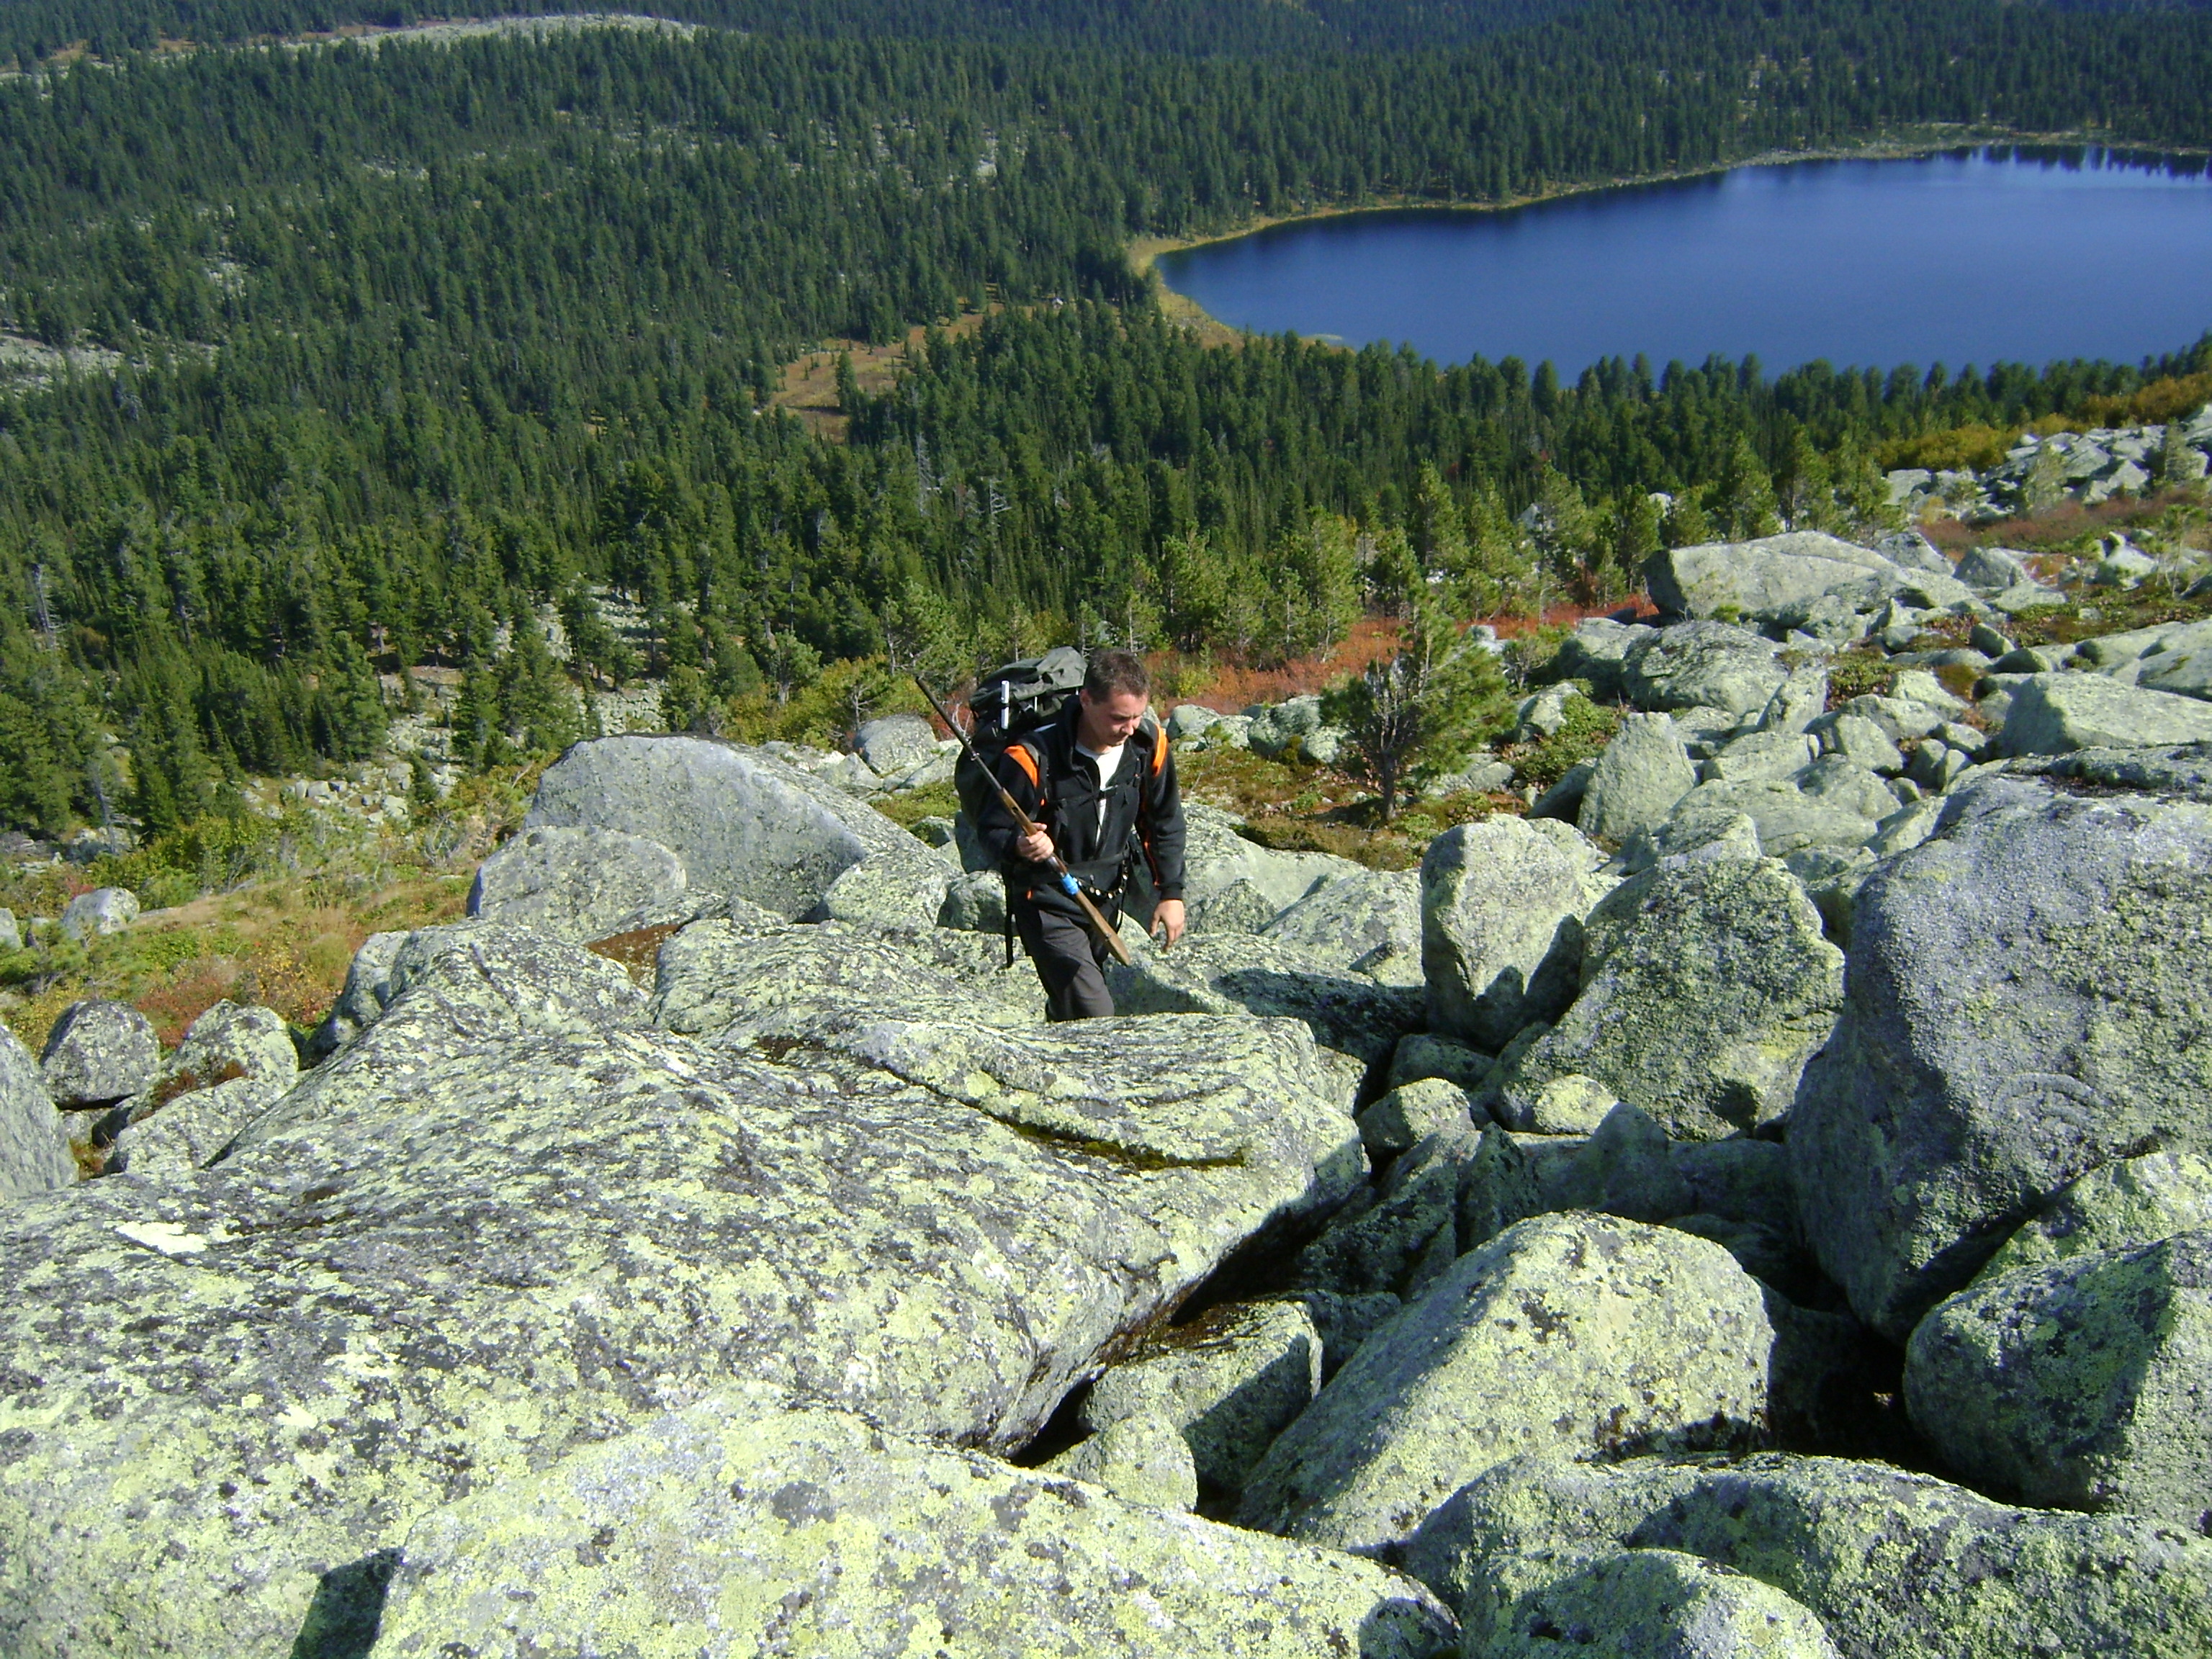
{"left": 1, "top": 524, "right": 2210, "bottom": 1658}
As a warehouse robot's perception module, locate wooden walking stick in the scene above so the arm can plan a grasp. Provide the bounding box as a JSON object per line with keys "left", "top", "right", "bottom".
{"left": 914, "top": 674, "right": 1133, "bottom": 966}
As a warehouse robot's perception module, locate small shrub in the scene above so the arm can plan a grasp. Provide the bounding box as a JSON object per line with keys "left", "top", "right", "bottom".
{"left": 1501, "top": 696, "right": 1621, "bottom": 790}
{"left": 89, "top": 814, "right": 282, "bottom": 909}
{"left": 0, "top": 861, "right": 84, "bottom": 919}
{"left": 1825, "top": 649, "right": 1896, "bottom": 707}
{"left": 1935, "top": 662, "right": 1982, "bottom": 703}
{"left": 1500, "top": 625, "right": 1570, "bottom": 690}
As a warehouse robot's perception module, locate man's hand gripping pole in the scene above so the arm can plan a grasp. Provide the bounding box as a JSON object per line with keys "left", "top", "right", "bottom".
{"left": 912, "top": 674, "right": 1133, "bottom": 967}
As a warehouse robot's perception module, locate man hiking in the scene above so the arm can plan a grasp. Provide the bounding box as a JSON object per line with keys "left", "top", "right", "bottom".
{"left": 972, "top": 649, "right": 1187, "bottom": 1020}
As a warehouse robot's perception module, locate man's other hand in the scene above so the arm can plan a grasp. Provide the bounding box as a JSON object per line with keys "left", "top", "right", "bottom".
{"left": 1015, "top": 826, "right": 1056, "bottom": 863}
{"left": 1151, "top": 898, "right": 1186, "bottom": 950}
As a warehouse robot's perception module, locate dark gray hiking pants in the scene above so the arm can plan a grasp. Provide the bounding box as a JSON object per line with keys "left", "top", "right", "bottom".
{"left": 1011, "top": 895, "right": 1120, "bottom": 1021}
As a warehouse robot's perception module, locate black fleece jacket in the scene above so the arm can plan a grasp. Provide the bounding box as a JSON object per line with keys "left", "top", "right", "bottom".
{"left": 974, "top": 696, "right": 1187, "bottom": 913}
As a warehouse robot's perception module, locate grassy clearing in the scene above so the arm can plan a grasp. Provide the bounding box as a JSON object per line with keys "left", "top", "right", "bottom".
{"left": 0, "top": 764, "right": 539, "bottom": 1055}
{"left": 771, "top": 311, "right": 991, "bottom": 441}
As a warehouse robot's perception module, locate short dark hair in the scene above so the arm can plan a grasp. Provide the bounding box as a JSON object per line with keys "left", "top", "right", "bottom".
{"left": 1083, "top": 648, "right": 1150, "bottom": 701}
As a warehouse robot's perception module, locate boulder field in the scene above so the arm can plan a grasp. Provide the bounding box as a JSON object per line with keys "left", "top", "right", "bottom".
{"left": 4, "top": 526, "right": 2212, "bottom": 1656}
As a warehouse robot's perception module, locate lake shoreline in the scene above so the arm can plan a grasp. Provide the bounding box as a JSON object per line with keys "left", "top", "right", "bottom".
{"left": 1133, "top": 126, "right": 2210, "bottom": 351}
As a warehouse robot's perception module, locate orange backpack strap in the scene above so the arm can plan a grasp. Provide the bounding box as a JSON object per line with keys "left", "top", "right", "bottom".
{"left": 1005, "top": 742, "right": 1043, "bottom": 791}
{"left": 1149, "top": 722, "right": 1168, "bottom": 776}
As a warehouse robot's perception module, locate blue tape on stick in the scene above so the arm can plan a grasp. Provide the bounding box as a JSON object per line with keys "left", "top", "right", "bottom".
{"left": 1057, "top": 873, "right": 1081, "bottom": 899}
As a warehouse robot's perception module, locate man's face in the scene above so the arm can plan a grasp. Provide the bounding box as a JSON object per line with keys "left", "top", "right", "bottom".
{"left": 1077, "top": 686, "right": 1149, "bottom": 751}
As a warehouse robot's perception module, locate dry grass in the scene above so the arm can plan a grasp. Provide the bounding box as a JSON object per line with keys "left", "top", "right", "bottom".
{"left": 0, "top": 763, "right": 538, "bottom": 1056}
{"left": 585, "top": 921, "right": 683, "bottom": 986}
{"left": 1923, "top": 487, "right": 2211, "bottom": 561}
{"left": 1, "top": 873, "right": 469, "bottom": 1054}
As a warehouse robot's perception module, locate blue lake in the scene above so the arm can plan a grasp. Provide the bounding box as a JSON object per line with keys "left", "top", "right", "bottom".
{"left": 1152, "top": 149, "right": 2212, "bottom": 374}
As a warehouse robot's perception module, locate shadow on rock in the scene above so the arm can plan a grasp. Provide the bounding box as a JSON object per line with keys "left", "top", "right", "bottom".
{"left": 289, "top": 1549, "right": 400, "bottom": 1659}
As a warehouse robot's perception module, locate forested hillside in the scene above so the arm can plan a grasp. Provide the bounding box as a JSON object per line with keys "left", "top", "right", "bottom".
{"left": 4, "top": 0, "right": 2212, "bottom": 835}
{"left": 0, "top": 0, "right": 1597, "bottom": 67}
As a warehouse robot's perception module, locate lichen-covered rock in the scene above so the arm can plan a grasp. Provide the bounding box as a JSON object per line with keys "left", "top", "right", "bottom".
{"left": 1179, "top": 802, "right": 1361, "bottom": 914}
{"left": 1387, "top": 1032, "right": 1495, "bottom": 1092}
{"left": 1618, "top": 805, "right": 1766, "bottom": 873}
{"left": 173, "top": 998, "right": 298, "bottom": 1088}
{"left": 58, "top": 885, "right": 138, "bottom": 943}
{"left": 466, "top": 823, "right": 690, "bottom": 940}
{"left": 1978, "top": 1150, "right": 2212, "bottom": 1280}
{"left": 1402, "top": 1452, "right": 2212, "bottom": 1659}
{"left": 370, "top": 1395, "right": 1458, "bottom": 1659}
{"left": 1463, "top": 1547, "right": 1840, "bottom": 1659}
{"left": 1357, "top": 1076, "right": 1475, "bottom": 1157}
{"left": 652, "top": 917, "right": 1040, "bottom": 1043}
{"left": 1501, "top": 858, "right": 1843, "bottom": 1141}
{"left": 2010, "top": 740, "right": 2212, "bottom": 801}
{"left": 1514, "top": 1071, "right": 1617, "bottom": 1134}
{"left": 1261, "top": 867, "right": 1424, "bottom": 985}
{"left": 1791, "top": 754, "right": 1903, "bottom": 822}
{"left": 2135, "top": 626, "right": 2212, "bottom": 702}
{"left": 307, "top": 927, "right": 409, "bottom": 1057}
{"left": 107, "top": 1075, "right": 266, "bottom": 1178}
{"left": 937, "top": 868, "right": 1009, "bottom": 932}
{"left": 1188, "top": 873, "right": 1282, "bottom": 934}
{"left": 1239, "top": 1214, "right": 1774, "bottom": 1555}
{"left": 1578, "top": 712, "right": 1699, "bottom": 843}
{"left": 1422, "top": 817, "right": 1606, "bottom": 1051}
{"left": 1044, "top": 1411, "right": 1201, "bottom": 1511}
{"left": 1905, "top": 1230, "right": 2212, "bottom": 1527}
{"left": 39, "top": 997, "right": 161, "bottom": 1107}
{"left": 0, "top": 926, "right": 1367, "bottom": 1655}
{"left": 1663, "top": 778, "right": 1884, "bottom": 859}
{"left": 107, "top": 1001, "right": 300, "bottom": 1179}
{"left": 0, "top": 1023, "right": 73, "bottom": 1200}
{"left": 1296, "top": 1115, "right": 1493, "bottom": 1296}
{"left": 1106, "top": 930, "right": 1422, "bottom": 1065}
{"left": 1551, "top": 617, "right": 1656, "bottom": 699}
{"left": 523, "top": 734, "right": 935, "bottom": 918}
{"left": 855, "top": 711, "right": 938, "bottom": 774}
{"left": 1790, "top": 775, "right": 2212, "bottom": 1340}
{"left": 1820, "top": 711, "right": 1907, "bottom": 775}
{"left": 1997, "top": 673, "right": 2212, "bottom": 755}
{"left": 814, "top": 845, "right": 954, "bottom": 930}
{"left": 1755, "top": 663, "right": 1830, "bottom": 737}
{"left": 1622, "top": 624, "right": 1789, "bottom": 718}
{"left": 1081, "top": 1300, "right": 1322, "bottom": 1496}
{"left": 1646, "top": 533, "right": 1906, "bottom": 624}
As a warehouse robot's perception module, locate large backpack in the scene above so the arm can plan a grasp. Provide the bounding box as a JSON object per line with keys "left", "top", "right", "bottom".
{"left": 952, "top": 645, "right": 1088, "bottom": 827}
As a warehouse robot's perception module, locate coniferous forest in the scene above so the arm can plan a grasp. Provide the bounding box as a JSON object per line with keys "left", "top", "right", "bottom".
{"left": 4, "top": 0, "right": 2212, "bottom": 834}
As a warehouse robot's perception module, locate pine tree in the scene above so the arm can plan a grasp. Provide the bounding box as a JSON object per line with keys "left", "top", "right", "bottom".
{"left": 313, "top": 634, "right": 389, "bottom": 763}
{"left": 1717, "top": 437, "right": 1781, "bottom": 538}
{"left": 1327, "top": 536, "right": 1509, "bottom": 820}
{"left": 496, "top": 613, "right": 582, "bottom": 756}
